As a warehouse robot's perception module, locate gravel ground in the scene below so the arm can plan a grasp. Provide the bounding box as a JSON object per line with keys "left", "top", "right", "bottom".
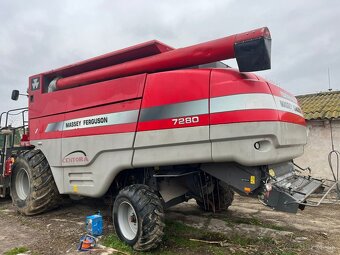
{"left": 1, "top": 195, "right": 340, "bottom": 254}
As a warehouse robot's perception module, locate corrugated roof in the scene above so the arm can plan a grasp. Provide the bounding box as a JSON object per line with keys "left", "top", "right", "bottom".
{"left": 296, "top": 91, "right": 340, "bottom": 120}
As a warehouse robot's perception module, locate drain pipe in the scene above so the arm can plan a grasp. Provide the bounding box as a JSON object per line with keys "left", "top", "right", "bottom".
{"left": 328, "top": 118, "right": 340, "bottom": 199}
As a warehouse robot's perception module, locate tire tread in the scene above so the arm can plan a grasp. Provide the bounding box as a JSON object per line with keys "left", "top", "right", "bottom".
{"left": 11, "top": 149, "right": 60, "bottom": 215}
{"left": 113, "top": 184, "right": 164, "bottom": 251}
{"left": 197, "top": 184, "right": 234, "bottom": 212}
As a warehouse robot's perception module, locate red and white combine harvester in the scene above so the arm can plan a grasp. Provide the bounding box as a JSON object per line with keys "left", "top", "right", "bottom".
{"left": 0, "top": 27, "right": 331, "bottom": 250}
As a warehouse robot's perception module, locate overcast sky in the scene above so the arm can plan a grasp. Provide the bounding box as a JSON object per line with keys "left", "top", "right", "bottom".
{"left": 1, "top": 0, "right": 339, "bottom": 113}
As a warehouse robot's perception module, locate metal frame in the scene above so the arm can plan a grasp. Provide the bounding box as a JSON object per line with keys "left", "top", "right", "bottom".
{"left": 284, "top": 179, "right": 340, "bottom": 207}
{"left": 0, "top": 107, "right": 30, "bottom": 197}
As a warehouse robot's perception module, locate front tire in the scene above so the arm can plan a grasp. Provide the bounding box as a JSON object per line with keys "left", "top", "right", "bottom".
{"left": 113, "top": 184, "right": 164, "bottom": 251}
{"left": 10, "top": 150, "right": 60, "bottom": 215}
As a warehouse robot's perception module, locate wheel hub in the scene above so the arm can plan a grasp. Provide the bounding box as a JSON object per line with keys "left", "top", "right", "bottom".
{"left": 117, "top": 201, "right": 138, "bottom": 240}
{"left": 15, "top": 168, "right": 30, "bottom": 200}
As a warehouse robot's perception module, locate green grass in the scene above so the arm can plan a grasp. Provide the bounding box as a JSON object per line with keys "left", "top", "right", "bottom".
{"left": 103, "top": 220, "right": 230, "bottom": 254}
{"left": 223, "top": 216, "right": 287, "bottom": 231}
{"left": 4, "top": 247, "right": 29, "bottom": 255}
{"left": 102, "top": 220, "right": 300, "bottom": 255}
{"left": 274, "top": 252, "right": 297, "bottom": 255}
{"left": 103, "top": 235, "right": 136, "bottom": 254}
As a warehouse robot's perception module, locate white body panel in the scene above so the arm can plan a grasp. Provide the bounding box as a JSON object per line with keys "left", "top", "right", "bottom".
{"left": 31, "top": 133, "right": 135, "bottom": 197}
{"left": 211, "top": 122, "right": 306, "bottom": 165}
{"left": 133, "top": 126, "right": 211, "bottom": 166}
{"left": 32, "top": 121, "right": 306, "bottom": 197}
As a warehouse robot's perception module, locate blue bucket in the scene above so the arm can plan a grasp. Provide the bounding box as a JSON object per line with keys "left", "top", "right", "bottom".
{"left": 85, "top": 212, "right": 103, "bottom": 236}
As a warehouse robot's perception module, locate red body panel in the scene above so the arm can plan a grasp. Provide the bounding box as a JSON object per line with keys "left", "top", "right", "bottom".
{"left": 29, "top": 69, "right": 305, "bottom": 140}
{"left": 267, "top": 82, "right": 298, "bottom": 103}
{"left": 29, "top": 74, "right": 146, "bottom": 119}
{"left": 278, "top": 111, "right": 305, "bottom": 126}
{"left": 211, "top": 110, "right": 280, "bottom": 125}
{"left": 137, "top": 70, "right": 210, "bottom": 131}
{"left": 210, "top": 69, "right": 272, "bottom": 98}
{"left": 28, "top": 74, "right": 67, "bottom": 118}
{"left": 209, "top": 69, "right": 305, "bottom": 126}
{"left": 141, "top": 70, "right": 210, "bottom": 107}
{"left": 211, "top": 110, "right": 305, "bottom": 126}
{"left": 30, "top": 114, "right": 65, "bottom": 140}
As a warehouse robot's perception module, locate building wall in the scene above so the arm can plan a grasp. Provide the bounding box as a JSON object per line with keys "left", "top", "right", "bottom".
{"left": 295, "top": 119, "right": 340, "bottom": 179}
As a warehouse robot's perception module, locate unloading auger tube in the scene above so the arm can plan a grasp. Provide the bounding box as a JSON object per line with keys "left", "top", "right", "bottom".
{"left": 51, "top": 27, "right": 271, "bottom": 90}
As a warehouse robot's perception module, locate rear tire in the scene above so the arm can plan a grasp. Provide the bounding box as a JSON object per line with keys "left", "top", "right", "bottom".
{"left": 113, "top": 184, "right": 164, "bottom": 251}
{"left": 196, "top": 183, "right": 234, "bottom": 212}
{"left": 10, "top": 150, "right": 60, "bottom": 215}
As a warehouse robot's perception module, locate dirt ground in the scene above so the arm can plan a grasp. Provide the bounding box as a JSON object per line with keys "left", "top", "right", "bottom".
{"left": 1, "top": 195, "right": 340, "bottom": 255}
{"left": 0, "top": 197, "right": 111, "bottom": 255}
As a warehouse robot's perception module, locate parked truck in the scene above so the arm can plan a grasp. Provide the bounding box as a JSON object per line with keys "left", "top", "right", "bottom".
{"left": 0, "top": 27, "right": 328, "bottom": 251}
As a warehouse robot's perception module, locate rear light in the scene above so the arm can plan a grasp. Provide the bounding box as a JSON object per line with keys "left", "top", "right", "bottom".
{"left": 4, "top": 157, "right": 15, "bottom": 176}
{"left": 20, "top": 134, "right": 30, "bottom": 147}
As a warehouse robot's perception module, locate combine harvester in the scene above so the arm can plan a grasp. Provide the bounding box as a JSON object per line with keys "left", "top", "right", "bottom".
{"left": 1, "top": 27, "right": 338, "bottom": 250}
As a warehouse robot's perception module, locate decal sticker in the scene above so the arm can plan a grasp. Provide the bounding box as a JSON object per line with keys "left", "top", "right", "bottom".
{"left": 274, "top": 96, "right": 302, "bottom": 116}
{"left": 279, "top": 91, "right": 297, "bottom": 103}
{"left": 73, "top": 185, "right": 78, "bottom": 193}
{"left": 140, "top": 99, "right": 208, "bottom": 122}
{"left": 172, "top": 116, "right": 200, "bottom": 125}
{"left": 210, "top": 93, "right": 303, "bottom": 117}
{"left": 31, "top": 77, "right": 40, "bottom": 91}
{"left": 45, "top": 110, "right": 139, "bottom": 132}
{"left": 44, "top": 93, "right": 303, "bottom": 134}
{"left": 63, "top": 150, "right": 89, "bottom": 164}
{"left": 250, "top": 175, "right": 256, "bottom": 185}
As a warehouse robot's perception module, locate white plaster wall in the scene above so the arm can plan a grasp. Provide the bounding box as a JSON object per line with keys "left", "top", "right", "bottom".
{"left": 295, "top": 119, "right": 340, "bottom": 179}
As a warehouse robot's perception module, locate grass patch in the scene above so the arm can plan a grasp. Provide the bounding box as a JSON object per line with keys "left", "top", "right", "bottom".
{"left": 223, "top": 216, "right": 287, "bottom": 231}
{"left": 274, "top": 252, "right": 297, "bottom": 255}
{"left": 102, "top": 220, "right": 296, "bottom": 255}
{"left": 102, "top": 235, "right": 136, "bottom": 254}
{"left": 4, "top": 247, "right": 29, "bottom": 255}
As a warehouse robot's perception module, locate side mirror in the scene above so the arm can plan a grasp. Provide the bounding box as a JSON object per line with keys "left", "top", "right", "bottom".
{"left": 11, "top": 90, "right": 19, "bottom": 101}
